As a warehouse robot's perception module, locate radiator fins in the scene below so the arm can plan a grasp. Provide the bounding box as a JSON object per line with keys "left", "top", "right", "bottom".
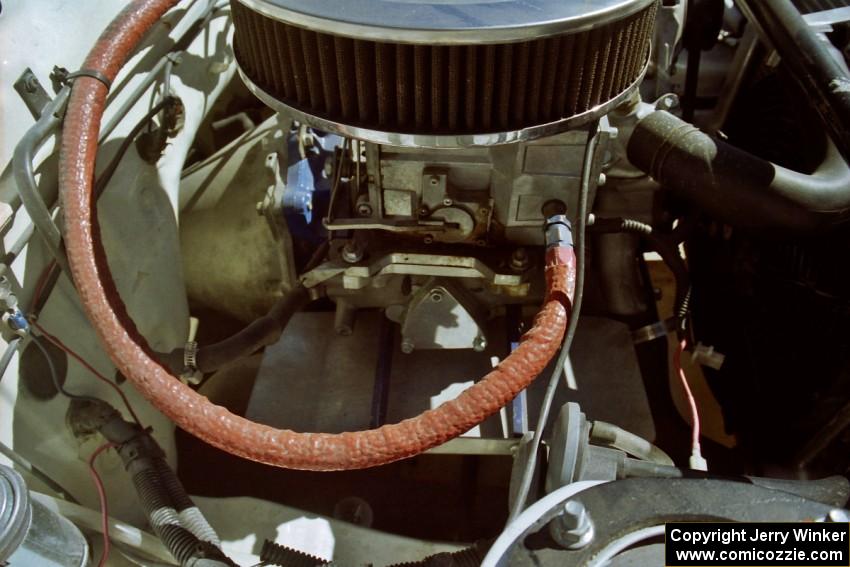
{"left": 231, "top": 0, "right": 658, "bottom": 135}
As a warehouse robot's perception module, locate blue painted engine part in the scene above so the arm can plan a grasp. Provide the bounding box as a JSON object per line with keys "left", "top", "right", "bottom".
{"left": 280, "top": 127, "right": 344, "bottom": 243}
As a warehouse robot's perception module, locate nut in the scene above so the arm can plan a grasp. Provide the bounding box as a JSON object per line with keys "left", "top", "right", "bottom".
{"left": 510, "top": 248, "right": 530, "bottom": 272}
{"left": 341, "top": 240, "right": 364, "bottom": 263}
{"left": 550, "top": 500, "right": 594, "bottom": 550}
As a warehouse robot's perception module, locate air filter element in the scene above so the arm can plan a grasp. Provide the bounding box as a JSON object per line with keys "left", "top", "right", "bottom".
{"left": 232, "top": 0, "right": 658, "bottom": 146}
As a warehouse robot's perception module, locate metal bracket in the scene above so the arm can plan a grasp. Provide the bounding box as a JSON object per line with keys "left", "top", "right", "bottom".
{"left": 13, "top": 69, "right": 52, "bottom": 120}
{"left": 301, "top": 252, "right": 527, "bottom": 294}
{"left": 631, "top": 317, "right": 679, "bottom": 344}
{"left": 804, "top": 6, "right": 850, "bottom": 33}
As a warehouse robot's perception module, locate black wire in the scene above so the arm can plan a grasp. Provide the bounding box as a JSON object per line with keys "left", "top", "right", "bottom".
{"left": 507, "top": 121, "right": 599, "bottom": 522}
{"left": 30, "top": 334, "right": 101, "bottom": 404}
{"left": 28, "top": 98, "right": 178, "bottom": 317}
{"left": 93, "top": 97, "right": 175, "bottom": 198}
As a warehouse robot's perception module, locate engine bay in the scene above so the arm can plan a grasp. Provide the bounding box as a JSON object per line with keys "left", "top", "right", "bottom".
{"left": 3, "top": 0, "right": 850, "bottom": 565}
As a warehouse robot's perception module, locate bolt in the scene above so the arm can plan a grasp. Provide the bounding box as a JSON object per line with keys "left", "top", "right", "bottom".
{"left": 473, "top": 336, "right": 487, "bottom": 352}
{"left": 341, "top": 240, "right": 364, "bottom": 263}
{"left": 357, "top": 203, "right": 373, "bottom": 217}
{"left": 24, "top": 75, "right": 39, "bottom": 94}
{"left": 423, "top": 234, "right": 434, "bottom": 244}
{"left": 550, "top": 500, "right": 594, "bottom": 550}
{"left": 478, "top": 208, "right": 490, "bottom": 216}
{"left": 418, "top": 206, "right": 430, "bottom": 217}
{"left": 401, "top": 339, "right": 415, "bottom": 354}
{"left": 429, "top": 289, "right": 444, "bottom": 303}
{"left": 442, "top": 198, "right": 453, "bottom": 207}
{"left": 597, "top": 172, "right": 607, "bottom": 186}
{"left": 429, "top": 175, "right": 440, "bottom": 186}
{"left": 510, "top": 248, "right": 530, "bottom": 272}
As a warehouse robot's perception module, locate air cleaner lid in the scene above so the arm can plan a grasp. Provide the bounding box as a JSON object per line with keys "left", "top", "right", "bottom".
{"left": 235, "top": 0, "right": 657, "bottom": 44}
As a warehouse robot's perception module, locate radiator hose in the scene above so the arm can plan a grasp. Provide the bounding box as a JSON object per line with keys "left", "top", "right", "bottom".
{"left": 58, "top": 0, "right": 575, "bottom": 470}
{"left": 626, "top": 110, "right": 850, "bottom": 232}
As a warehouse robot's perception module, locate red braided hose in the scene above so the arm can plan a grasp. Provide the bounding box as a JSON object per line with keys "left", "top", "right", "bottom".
{"left": 58, "top": 0, "right": 576, "bottom": 471}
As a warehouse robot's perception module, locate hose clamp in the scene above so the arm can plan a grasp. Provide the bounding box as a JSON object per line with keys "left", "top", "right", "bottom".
{"left": 183, "top": 341, "right": 199, "bottom": 372}
{"left": 50, "top": 66, "right": 113, "bottom": 91}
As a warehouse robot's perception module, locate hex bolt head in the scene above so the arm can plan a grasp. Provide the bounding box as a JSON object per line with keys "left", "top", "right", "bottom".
{"left": 341, "top": 240, "right": 364, "bottom": 263}
{"left": 550, "top": 500, "right": 595, "bottom": 550}
{"left": 473, "top": 336, "right": 487, "bottom": 352}
{"left": 24, "top": 75, "right": 39, "bottom": 93}
{"left": 429, "top": 289, "right": 444, "bottom": 303}
{"left": 401, "top": 339, "right": 415, "bottom": 354}
{"left": 442, "top": 198, "right": 453, "bottom": 207}
{"left": 510, "top": 248, "right": 530, "bottom": 272}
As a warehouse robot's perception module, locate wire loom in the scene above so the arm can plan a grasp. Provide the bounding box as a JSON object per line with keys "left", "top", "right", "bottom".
{"left": 230, "top": 0, "right": 658, "bottom": 135}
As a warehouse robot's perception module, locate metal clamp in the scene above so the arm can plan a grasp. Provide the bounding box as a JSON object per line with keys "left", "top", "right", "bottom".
{"left": 631, "top": 317, "right": 679, "bottom": 344}
{"left": 51, "top": 66, "right": 112, "bottom": 91}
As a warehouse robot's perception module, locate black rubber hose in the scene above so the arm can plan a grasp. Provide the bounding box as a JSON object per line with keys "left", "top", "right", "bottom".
{"left": 736, "top": 0, "right": 850, "bottom": 163}
{"left": 129, "top": 462, "right": 205, "bottom": 563}
{"left": 260, "top": 539, "right": 487, "bottom": 567}
{"left": 195, "top": 283, "right": 311, "bottom": 372}
{"left": 386, "top": 544, "right": 487, "bottom": 567}
{"left": 627, "top": 110, "right": 850, "bottom": 232}
{"left": 589, "top": 217, "right": 690, "bottom": 321}
{"left": 162, "top": 283, "right": 311, "bottom": 374}
{"left": 261, "top": 540, "right": 329, "bottom": 566}
{"left": 127, "top": 458, "right": 223, "bottom": 565}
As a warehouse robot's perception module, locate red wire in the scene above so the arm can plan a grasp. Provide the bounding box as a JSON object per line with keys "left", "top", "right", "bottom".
{"left": 88, "top": 442, "right": 116, "bottom": 567}
{"left": 30, "top": 260, "right": 58, "bottom": 308}
{"left": 674, "top": 338, "right": 701, "bottom": 452}
{"left": 31, "top": 320, "right": 143, "bottom": 426}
